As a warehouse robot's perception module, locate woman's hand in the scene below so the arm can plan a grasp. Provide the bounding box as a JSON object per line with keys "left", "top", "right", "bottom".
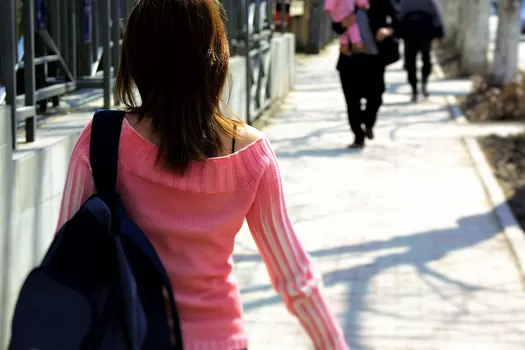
{"left": 375, "top": 27, "right": 393, "bottom": 42}
{"left": 341, "top": 14, "right": 356, "bottom": 28}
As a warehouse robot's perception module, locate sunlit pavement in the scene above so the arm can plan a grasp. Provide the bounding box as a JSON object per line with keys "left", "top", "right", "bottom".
{"left": 233, "top": 45, "right": 525, "bottom": 350}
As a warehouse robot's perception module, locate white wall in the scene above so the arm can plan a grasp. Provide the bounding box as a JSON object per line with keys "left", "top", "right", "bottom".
{"left": 222, "top": 55, "right": 248, "bottom": 123}
{"left": 0, "top": 33, "right": 295, "bottom": 348}
{"left": 222, "top": 33, "right": 296, "bottom": 123}
{"left": 0, "top": 106, "right": 13, "bottom": 350}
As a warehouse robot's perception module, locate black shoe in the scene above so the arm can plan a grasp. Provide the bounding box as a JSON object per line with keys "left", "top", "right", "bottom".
{"left": 411, "top": 93, "right": 418, "bottom": 103}
{"left": 348, "top": 141, "right": 365, "bottom": 149}
{"left": 422, "top": 84, "right": 429, "bottom": 98}
{"left": 365, "top": 127, "right": 374, "bottom": 140}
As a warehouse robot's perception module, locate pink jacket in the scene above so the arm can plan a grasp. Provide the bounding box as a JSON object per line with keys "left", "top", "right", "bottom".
{"left": 324, "top": 0, "right": 369, "bottom": 22}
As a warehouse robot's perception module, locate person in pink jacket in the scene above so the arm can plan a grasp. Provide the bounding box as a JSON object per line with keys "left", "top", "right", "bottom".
{"left": 57, "top": 0, "right": 349, "bottom": 349}
{"left": 324, "top": 0, "right": 370, "bottom": 55}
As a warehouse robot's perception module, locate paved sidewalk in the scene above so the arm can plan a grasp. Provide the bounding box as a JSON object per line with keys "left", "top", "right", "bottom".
{"left": 233, "top": 45, "right": 525, "bottom": 350}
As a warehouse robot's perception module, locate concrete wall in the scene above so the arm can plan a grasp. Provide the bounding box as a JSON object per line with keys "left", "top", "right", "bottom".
{"left": 222, "top": 55, "right": 248, "bottom": 123}
{"left": 0, "top": 32, "right": 295, "bottom": 348}
{"left": 0, "top": 106, "right": 12, "bottom": 350}
{"left": 1, "top": 119, "right": 84, "bottom": 349}
{"left": 222, "top": 33, "right": 295, "bottom": 123}
{"left": 271, "top": 33, "right": 296, "bottom": 101}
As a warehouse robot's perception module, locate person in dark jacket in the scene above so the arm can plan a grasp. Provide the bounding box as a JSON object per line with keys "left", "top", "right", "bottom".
{"left": 397, "top": 0, "right": 444, "bottom": 102}
{"left": 332, "top": 0, "right": 400, "bottom": 148}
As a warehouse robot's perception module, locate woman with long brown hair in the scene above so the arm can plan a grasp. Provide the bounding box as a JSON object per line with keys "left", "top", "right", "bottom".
{"left": 57, "top": 0, "right": 348, "bottom": 349}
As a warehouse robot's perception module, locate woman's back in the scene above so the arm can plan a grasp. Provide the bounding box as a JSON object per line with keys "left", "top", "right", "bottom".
{"left": 59, "top": 118, "right": 275, "bottom": 348}
{"left": 57, "top": 0, "right": 349, "bottom": 348}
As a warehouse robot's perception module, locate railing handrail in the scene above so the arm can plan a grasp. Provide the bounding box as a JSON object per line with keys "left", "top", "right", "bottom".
{"left": 0, "top": 0, "right": 279, "bottom": 148}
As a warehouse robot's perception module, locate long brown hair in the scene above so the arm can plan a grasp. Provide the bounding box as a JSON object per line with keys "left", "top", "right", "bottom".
{"left": 115, "top": 0, "right": 240, "bottom": 174}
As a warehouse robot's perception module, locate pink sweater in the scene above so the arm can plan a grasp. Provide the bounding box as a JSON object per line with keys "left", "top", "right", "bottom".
{"left": 57, "top": 119, "right": 348, "bottom": 350}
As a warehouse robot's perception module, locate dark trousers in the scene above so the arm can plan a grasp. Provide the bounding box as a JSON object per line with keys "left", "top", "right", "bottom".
{"left": 403, "top": 38, "right": 432, "bottom": 94}
{"left": 338, "top": 55, "right": 385, "bottom": 143}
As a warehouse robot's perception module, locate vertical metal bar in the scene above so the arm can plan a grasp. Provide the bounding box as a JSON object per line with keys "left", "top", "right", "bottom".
{"left": 281, "top": 0, "right": 287, "bottom": 33}
{"left": 0, "top": 0, "right": 18, "bottom": 149}
{"left": 68, "top": 0, "right": 77, "bottom": 78}
{"left": 61, "top": 1, "right": 70, "bottom": 69}
{"left": 92, "top": 0, "right": 100, "bottom": 64}
{"left": 266, "top": 0, "right": 273, "bottom": 103}
{"left": 254, "top": 0, "right": 261, "bottom": 113}
{"left": 101, "top": 0, "right": 112, "bottom": 108}
{"left": 267, "top": 0, "right": 274, "bottom": 31}
{"left": 111, "top": 0, "right": 121, "bottom": 70}
{"left": 77, "top": 0, "right": 93, "bottom": 76}
{"left": 255, "top": 0, "right": 261, "bottom": 34}
{"left": 49, "top": 0, "right": 61, "bottom": 77}
{"left": 111, "top": 0, "right": 121, "bottom": 105}
{"left": 35, "top": 0, "right": 47, "bottom": 111}
{"left": 121, "top": 0, "right": 130, "bottom": 25}
{"left": 23, "top": 0, "right": 37, "bottom": 142}
{"left": 244, "top": 0, "right": 252, "bottom": 124}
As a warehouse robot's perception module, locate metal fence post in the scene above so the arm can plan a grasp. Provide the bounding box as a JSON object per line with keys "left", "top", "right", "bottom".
{"left": 111, "top": 0, "right": 121, "bottom": 72}
{"left": 23, "top": 0, "right": 37, "bottom": 142}
{"left": 244, "top": 0, "right": 252, "bottom": 124}
{"left": 92, "top": 0, "right": 100, "bottom": 65}
{"left": 49, "top": 0, "right": 61, "bottom": 78}
{"left": 68, "top": 0, "right": 78, "bottom": 78}
{"left": 121, "top": 0, "right": 131, "bottom": 26}
{"left": 101, "top": 0, "right": 112, "bottom": 108}
{"left": 0, "top": 0, "right": 18, "bottom": 149}
{"left": 111, "top": 0, "right": 121, "bottom": 105}
{"left": 77, "top": 0, "right": 93, "bottom": 77}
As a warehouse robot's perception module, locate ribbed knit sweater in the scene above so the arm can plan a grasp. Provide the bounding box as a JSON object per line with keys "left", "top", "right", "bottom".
{"left": 57, "top": 119, "right": 348, "bottom": 350}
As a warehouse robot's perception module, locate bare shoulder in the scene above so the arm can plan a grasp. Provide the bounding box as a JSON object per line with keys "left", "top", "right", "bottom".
{"left": 234, "top": 124, "right": 265, "bottom": 151}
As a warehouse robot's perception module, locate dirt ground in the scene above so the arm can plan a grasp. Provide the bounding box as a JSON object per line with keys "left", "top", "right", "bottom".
{"left": 480, "top": 134, "right": 525, "bottom": 230}
{"left": 435, "top": 46, "right": 525, "bottom": 231}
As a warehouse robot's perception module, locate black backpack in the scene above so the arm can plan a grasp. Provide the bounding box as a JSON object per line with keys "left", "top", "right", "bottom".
{"left": 9, "top": 110, "right": 184, "bottom": 350}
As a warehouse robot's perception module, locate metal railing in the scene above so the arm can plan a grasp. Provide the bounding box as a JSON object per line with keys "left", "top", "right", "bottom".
{"left": 222, "top": 0, "right": 279, "bottom": 124}
{"left": 0, "top": 0, "right": 281, "bottom": 148}
{"left": 0, "top": 0, "right": 132, "bottom": 149}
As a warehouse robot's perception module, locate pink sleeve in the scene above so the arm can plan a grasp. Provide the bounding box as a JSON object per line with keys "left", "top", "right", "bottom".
{"left": 56, "top": 148, "right": 95, "bottom": 231}
{"left": 246, "top": 144, "right": 348, "bottom": 350}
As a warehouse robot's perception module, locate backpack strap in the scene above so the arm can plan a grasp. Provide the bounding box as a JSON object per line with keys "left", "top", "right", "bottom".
{"left": 89, "top": 109, "right": 125, "bottom": 219}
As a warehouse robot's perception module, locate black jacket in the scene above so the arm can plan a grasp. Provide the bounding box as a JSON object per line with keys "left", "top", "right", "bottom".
{"left": 397, "top": 0, "right": 445, "bottom": 40}
{"left": 332, "top": 0, "right": 401, "bottom": 68}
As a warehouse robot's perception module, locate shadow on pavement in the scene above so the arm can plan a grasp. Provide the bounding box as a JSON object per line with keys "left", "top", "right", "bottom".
{"left": 234, "top": 208, "right": 511, "bottom": 348}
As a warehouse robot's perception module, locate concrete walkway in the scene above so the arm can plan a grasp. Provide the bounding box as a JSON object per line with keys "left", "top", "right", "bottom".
{"left": 233, "top": 45, "right": 525, "bottom": 350}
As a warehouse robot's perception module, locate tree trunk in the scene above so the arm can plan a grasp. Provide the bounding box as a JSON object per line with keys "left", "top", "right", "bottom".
{"left": 439, "top": 0, "right": 462, "bottom": 50}
{"left": 455, "top": 1, "right": 468, "bottom": 54}
{"left": 490, "top": 0, "right": 522, "bottom": 86}
{"left": 459, "top": 0, "right": 491, "bottom": 75}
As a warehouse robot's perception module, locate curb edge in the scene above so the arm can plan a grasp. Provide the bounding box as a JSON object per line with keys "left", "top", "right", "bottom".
{"left": 463, "top": 137, "right": 525, "bottom": 280}
{"left": 435, "top": 57, "right": 525, "bottom": 279}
